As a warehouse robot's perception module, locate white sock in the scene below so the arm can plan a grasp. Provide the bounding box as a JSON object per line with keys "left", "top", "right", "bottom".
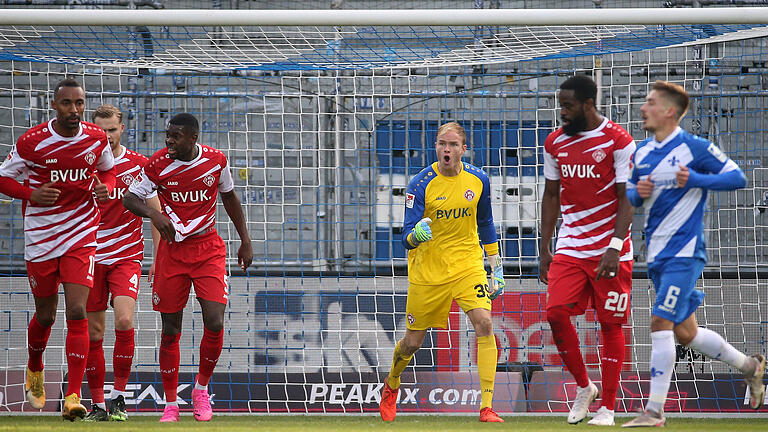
{"left": 166, "top": 400, "right": 178, "bottom": 407}
{"left": 112, "top": 390, "right": 124, "bottom": 399}
{"left": 96, "top": 402, "right": 107, "bottom": 410}
{"left": 686, "top": 327, "right": 747, "bottom": 371}
{"left": 195, "top": 381, "right": 207, "bottom": 391}
{"left": 647, "top": 330, "right": 675, "bottom": 414}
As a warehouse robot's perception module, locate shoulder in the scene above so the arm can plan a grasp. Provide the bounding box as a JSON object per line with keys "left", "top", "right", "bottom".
{"left": 201, "top": 144, "right": 227, "bottom": 163}
{"left": 544, "top": 128, "right": 565, "bottom": 151}
{"left": 407, "top": 164, "right": 437, "bottom": 192}
{"left": 679, "top": 130, "right": 709, "bottom": 149}
{"left": 462, "top": 162, "right": 489, "bottom": 183}
{"left": 125, "top": 149, "right": 150, "bottom": 165}
{"left": 145, "top": 148, "right": 170, "bottom": 172}
{"left": 682, "top": 131, "right": 727, "bottom": 162}
{"left": 635, "top": 138, "right": 653, "bottom": 151}
{"left": 17, "top": 122, "right": 51, "bottom": 149}
{"left": 633, "top": 138, "right": 654, "bottom": 160}
{"left": 80, "top": 122, "right": 107, "bottom": 140}
{"left": 604, "top": 120, "right": 634, "bottom": 147}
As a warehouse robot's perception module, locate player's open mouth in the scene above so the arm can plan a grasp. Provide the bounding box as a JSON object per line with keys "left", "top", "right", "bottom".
{"left": 443, "top": 155, "right": 450, "bottom": 163}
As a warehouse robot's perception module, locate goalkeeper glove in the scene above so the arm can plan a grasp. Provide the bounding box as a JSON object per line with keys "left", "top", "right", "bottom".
{"left": 488, "top": 254, "right": 505, "bottom": 300}
{"left": 410, "top": 217, "right": 433, "bottom": 246}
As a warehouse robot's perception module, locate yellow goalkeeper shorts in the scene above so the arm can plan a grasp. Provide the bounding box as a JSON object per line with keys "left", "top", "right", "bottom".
{"left": 405, "top": 271, "right": 492, "bottom": 330}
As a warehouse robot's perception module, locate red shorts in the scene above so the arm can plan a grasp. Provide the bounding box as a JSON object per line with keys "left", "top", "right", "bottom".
{"left": 152, "top": 230, "right": 228, "bottom": 313}
{"left": 546, "top": 254, "right": 633, "bottom": 324}
{"left": 26, "top": 247, "right": 96, "bottom": 297}
{"left": 87, "top": 261, "right": 142, "bottom": 312}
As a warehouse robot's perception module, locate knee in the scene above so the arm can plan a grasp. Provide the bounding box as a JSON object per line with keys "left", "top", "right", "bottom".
{"left": 162, "top": 321, "right": 182, "bottom": 336}
{"left": 205, "top": 322, "right": 223, "bottom": 333}
{"left": 676, "top": 327, "right": 696, "bottom": 346}
{"left": 114, "top": 315, "right": 134, "bottom": 332}
{"left": 35, "top": 312, "right": 56, "bottom": 328}
{"left": 546, "top": 306, "right": 570, "bottom": 327}
{"left": 473, "top": 317, "right": 493, "bottom": 337}
{"left": 162, "top": 325, "right": 180, "bottom": 336}
{"left": 65, "top": 305, "right": 86, "bottom": 320}
{"left": 203, "top": 317, "right": 223, "bottom": 333}
{"left": 89, "top": 322, "right": 105, "bottom": 342}
{"left": 400, "top": 336, "right": 424, "bottom": 356}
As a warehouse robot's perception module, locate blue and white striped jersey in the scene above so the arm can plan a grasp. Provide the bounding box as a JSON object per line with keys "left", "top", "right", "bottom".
{"left": 628, "top": 127, "right": 745, "bottom": 264}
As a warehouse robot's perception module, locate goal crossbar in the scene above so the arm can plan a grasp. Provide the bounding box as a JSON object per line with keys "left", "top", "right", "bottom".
{"left": 1, "top": 7, "right": 768, "bottom": 26}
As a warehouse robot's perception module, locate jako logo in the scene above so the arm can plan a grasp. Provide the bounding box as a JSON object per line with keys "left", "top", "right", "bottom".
{"left": 560, "top": 164, "right": 600, "bottom": 179}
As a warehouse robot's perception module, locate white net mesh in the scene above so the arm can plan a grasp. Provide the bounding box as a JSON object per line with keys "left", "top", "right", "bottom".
{"left": 0, "top": 9, "right": 766, "bottom": 414}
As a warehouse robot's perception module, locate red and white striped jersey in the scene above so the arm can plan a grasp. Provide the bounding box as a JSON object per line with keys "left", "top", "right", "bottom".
{"left": 543, "top": 117, "right": 635, "bottom": 261}
{"left": 0, "top": 119, "right": 114, "bottom": 262}
{"left": 96, "top": 147, "right": 152, "bottom": 265}
{"left": 128, "top": 143, "right": 234, "bottom": 242}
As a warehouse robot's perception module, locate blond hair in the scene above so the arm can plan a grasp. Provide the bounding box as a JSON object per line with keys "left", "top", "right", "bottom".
{"left": 92, "top": 104, "right": 123, "bottom": 123}
{"left": 436, "top": 121, "right": 466, "bottom": 144}
{"left": 651, "top": 80, "right": 689, "bottom": 120}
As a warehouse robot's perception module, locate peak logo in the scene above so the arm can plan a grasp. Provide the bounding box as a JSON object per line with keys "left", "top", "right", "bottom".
{"left": 103, "top": 383, "right": 194, "bottom": 406}
{"left": 307, "top": 383, "right": 482, "bottom": 407}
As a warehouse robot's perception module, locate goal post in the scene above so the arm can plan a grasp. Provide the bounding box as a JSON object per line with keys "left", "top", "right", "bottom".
{"left": 0, "top": 7, "right": 766, "bottom": 415}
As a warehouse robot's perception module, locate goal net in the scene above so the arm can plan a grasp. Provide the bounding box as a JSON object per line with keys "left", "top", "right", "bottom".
{"left": 0, "top": 7, "right": 766, "bottom": 415}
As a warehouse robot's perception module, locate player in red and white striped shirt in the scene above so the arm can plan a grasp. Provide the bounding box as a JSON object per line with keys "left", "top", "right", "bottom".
{"left": 540, "top": 75, "right": 635, "bottom": 426}
{"left": 0, "top": 79, "right": 116, "bottom": 421}
{"left": 82, "top": 105, "right": 161, "bottom": 422}
{"left": 124, "top": 113, "right": 252, "bottom": 423}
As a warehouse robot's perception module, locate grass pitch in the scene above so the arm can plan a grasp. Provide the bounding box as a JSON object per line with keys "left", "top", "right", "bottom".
{"left": 1, "top": 415, "right": 768, "bottom": 431}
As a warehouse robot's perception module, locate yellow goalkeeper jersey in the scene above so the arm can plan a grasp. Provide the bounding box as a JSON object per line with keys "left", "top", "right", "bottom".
{"left": 402, "top": 162, "right": 499, "bottom": 286}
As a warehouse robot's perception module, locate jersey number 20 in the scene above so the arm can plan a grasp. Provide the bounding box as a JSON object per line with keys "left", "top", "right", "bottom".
{"left": 604, "top": 291, "right": 628, "bottom": 312}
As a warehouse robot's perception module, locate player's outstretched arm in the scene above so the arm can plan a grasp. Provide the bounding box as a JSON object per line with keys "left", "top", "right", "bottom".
{"left": 123, "top": 191, "right": 175, "bottom": 242}
{"left": 221, "top": 190, "right": 253, "bottom": 271}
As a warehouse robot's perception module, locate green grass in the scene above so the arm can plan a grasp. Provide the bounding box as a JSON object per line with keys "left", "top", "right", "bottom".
{"left": 1, "top": 415, "right": 767, "bottom": 432}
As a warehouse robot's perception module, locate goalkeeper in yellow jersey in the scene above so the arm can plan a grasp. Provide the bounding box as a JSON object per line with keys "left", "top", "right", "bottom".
{"left": 379, "top": 121, "right": 505, "bottom": 423}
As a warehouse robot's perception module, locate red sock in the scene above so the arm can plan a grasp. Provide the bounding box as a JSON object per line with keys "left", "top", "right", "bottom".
{"left": 197, "top": 328, "right": 223, "bottom": 386}
{"left": 160, "top": 333, "right": 181, "bottom": 402}
{"left": 27, "top": 314, "right": 52, "bottom": 372}
{"left": 599, "top": 323, "right": 625, "bottom": 410}
{"left": 65, "top": 319, "right": 89, "bottom": 397}
{"left": 113, "top": 328, "right": 135, "bottom": 393}
{"left": 86, "top": 338, "right": 105, "bottom": 404}
{"left": 547, "top": 306, "right": 589, "bottom": 388}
